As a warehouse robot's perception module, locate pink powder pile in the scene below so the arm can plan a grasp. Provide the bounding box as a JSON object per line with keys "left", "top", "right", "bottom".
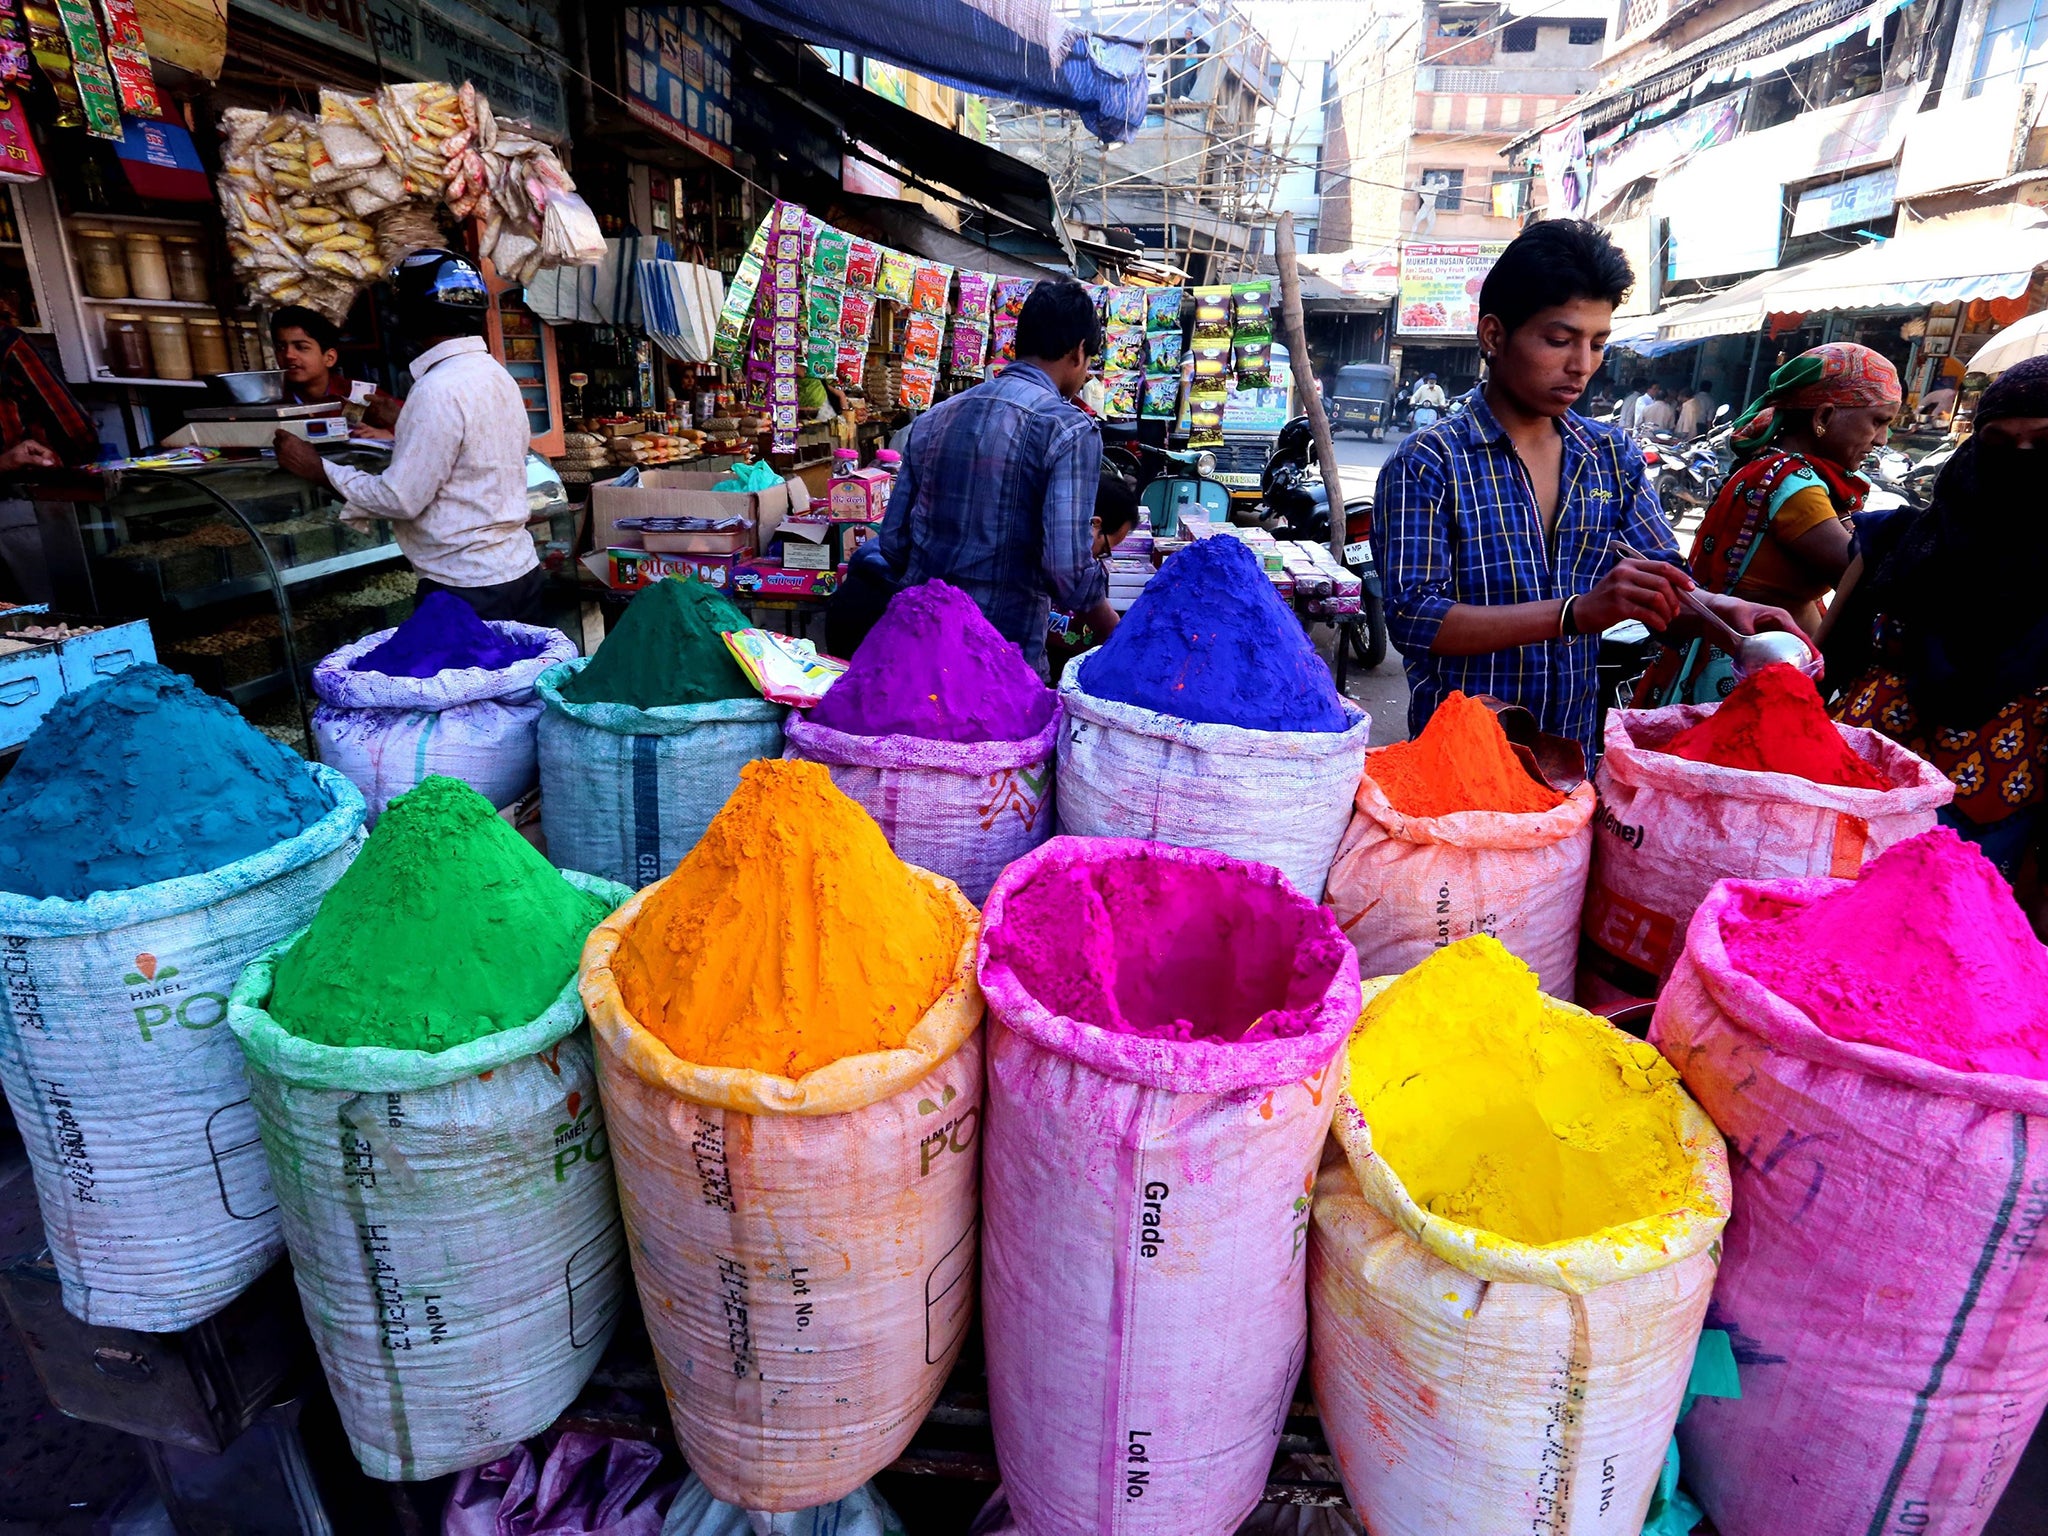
{"left": 1721, "top": 827, "right": 2048, "bottom": 1078}
{"left": 985, "top": 847, "right": 1350, "bottom": 1042}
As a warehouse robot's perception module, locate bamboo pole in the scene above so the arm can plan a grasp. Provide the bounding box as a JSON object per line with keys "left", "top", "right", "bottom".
{"left": 1273, "top": 211, "right": 1348, "bottom": 570}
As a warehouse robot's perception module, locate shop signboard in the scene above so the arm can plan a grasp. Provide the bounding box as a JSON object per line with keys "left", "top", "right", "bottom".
{"left": 1588, "top": 90, "right": 1745, "bottom": 218}
{"left": 230, "top": 0, "right": 566, "bottom": 137}
{"left": 622, "top": 5, "right": 735, "bottom": 166}
{"left": 1790, "top": 166, "right": 1898, "bottom": 237}
{"left": 1396, "top": 242, "right": 1506, "bottom": 338}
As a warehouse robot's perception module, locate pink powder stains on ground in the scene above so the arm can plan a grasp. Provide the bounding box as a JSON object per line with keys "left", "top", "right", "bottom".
{"left": 1721, "top": 826, "right": 2048, "bottom": 1078}
{"left": 809, "top": 580, "right": 1055, "bottom": 743}
{"left": 984, "top": 846, "right": 1352, "bottom": 1042}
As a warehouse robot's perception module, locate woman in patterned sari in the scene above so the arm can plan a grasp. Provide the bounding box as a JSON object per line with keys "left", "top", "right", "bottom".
{"left": 1824, "top": 355, "right": 2048, "bottom": 893}
{"left": 1638, "top": 342, "right": 1901, "bottom": 706}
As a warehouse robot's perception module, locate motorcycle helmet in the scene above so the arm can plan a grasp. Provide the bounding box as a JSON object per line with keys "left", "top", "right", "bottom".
{"left": 391, "top": 247, "right": 490, "bottom": 337}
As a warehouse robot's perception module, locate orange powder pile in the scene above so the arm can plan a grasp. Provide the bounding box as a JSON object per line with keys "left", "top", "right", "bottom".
{"left": 1660, "top": 664, "right": 1890, "bottom": 790}
{"left": 612, "top": 759, "right": 968, "bottom": 1079}
{"left": 1365, "top": 691, "right": 1567, "bottom": 819}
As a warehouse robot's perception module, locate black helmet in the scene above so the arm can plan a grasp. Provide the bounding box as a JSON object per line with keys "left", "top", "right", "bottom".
{"left": 392, "top": 248, "right": 490, "bottom": 336}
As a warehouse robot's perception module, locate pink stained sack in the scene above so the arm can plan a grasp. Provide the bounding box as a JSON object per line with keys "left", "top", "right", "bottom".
{"left": 783, "top": 708, "right": 1060, "bottom": 907}
{"left": 1323, "top": 765, "right": 1596, "bottom": 1000}
{"left": 1579, "top": 702, "right": 1949, "bottom": 1008}
{"left": 442, "top": 1432, "right": 678, "bottom": 1536}
{"left": 1652, "top": 880, "right": 2048, "bottom": 1536}
{"left": 976, "top": 837, "right": 1361, "bottom": 1536}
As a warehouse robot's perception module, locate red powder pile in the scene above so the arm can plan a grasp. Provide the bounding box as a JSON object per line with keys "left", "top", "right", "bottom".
{"left": 1723, "top": 828, "right": 2048, "bottom": 1078}
{"left": 1366, "top": 691, "right": 1567, "bottom": 819}
{"left": 1660, "top": 665, "right": 1889, "bottom": 790}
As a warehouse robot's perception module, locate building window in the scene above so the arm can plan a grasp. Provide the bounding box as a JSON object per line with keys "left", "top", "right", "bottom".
{"left": 1438, "top": 17, "right": 1481, "bottom": 37}
{"left": 1420, "top": 168, "right": 1465, "bottom": 211}
{"left": 1970, "top": 0, "right": 2048, "bottom": 94}
{"left": 1502, "top": 21, "right": 1538, "bottom": 50}
{"left": 1569, "top": 20, "right": 1607, "bottom": 44}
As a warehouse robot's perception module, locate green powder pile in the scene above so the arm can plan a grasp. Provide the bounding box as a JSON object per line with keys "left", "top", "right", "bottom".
{"left": 268, "top": 775, "right": 611, "bottom": 1052}
{"left": 559, "top": 577, "right": 756, "bottom": 709}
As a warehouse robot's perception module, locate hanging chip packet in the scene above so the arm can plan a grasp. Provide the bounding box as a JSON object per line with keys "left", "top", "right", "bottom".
{"left": 714, "top": 212, "right": 774, "bottom": 368}
{"left": 1102, "top": 372, "right": 1140, "bottom": 422}
{"left": 95, "top": 0, "right": 158, "bottom": 117}
{"left": 1106, "top": 286, "right": 1145, "bottom": 328}
{"left": 45, "top": 0, "right": 118, "bottom": 136}
{"left": 956, "top": 271, "right": 992, "bottom": 326}
{"left": 1145, "top": 286, "right": 1182, "bottom": 332}
{"left": 1141, "top": 374, "right": 1180, "bottom": 420}
{"left": 1193, "top": 284, "right": 1233, "bottom": 341}
{"left": 811, "top": 225, "right": 851, "bottom": 285}
{"left": 903, "top": 313, "right": 943, "bottom": 369}
{"left": 876, "top": 248, "right": 916, "bottom": 305}
{"left": 995, "top": 276, "right": 1035, "bottom": 320}
{"left": 1102, "top": 328, "right": 1143, "bottom": 372}
{"left": 949, "top": 321, "right": 988, "bottom": 378}
{"left": 1146, "top": 331, "right": 1183, "bottom": 376}
{"left": 910, "top": 259, "right": 952, "bottom": 316}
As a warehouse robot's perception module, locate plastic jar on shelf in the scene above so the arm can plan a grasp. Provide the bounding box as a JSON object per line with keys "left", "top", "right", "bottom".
{"left": 76, "top": 226, "right": 128, "bottom": 299}
{"left": 103, "top": 312, "right": 152, "bottom": 377}
{"left": 186, "top": 315, "right": 230, "bottom": 377}
{"left": 144, "top": 313, "right": 193, "bottom": 380}
{"left": 124, "top": 231, "right": 173, "bottom": 302}
{"left": 163, "top": 234, "right": 209, "bottom": 303}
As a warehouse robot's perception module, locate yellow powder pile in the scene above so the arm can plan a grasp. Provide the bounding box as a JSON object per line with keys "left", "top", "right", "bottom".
{"left": 1346, "top": 936, "right": 1695, "bottom": 1246}
{"left": 613, "top": 759, "right": 968, "bottom": 1079}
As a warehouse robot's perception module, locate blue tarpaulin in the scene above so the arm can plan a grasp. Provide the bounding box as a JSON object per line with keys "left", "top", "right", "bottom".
{"left": 717, "top": 0, "right": 1148, "bottom": 142}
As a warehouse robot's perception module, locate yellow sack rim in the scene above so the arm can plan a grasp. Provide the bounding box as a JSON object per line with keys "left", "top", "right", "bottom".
{"left": 1329, "top": 975, "right": 1731, "bottom": 1294}
{"left": 578, "top": 864, "right": 984, "bottom": 1116}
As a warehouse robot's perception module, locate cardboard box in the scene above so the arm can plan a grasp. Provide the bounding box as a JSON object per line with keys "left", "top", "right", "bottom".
{"left": 781, "top": 540, "right": 832, "bottom": 571}
{"left": 583, "top": 548, "right": 744, "bottom": 592}
{"left": 592, "top": 470, "right": 795, "bottom": 554}
{"left": 641, "top": 527, "right": 755, "bottom": 555}
{"left": 826, "top": 470, "right": 891, "bottom": 524}
{"left": 732, "top": 563, "right": 839, "bottom": 599}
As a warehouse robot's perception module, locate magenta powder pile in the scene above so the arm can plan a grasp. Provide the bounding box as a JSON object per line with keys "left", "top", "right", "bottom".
{"left": 350, "top": 591, "right": 542, "bottom": 678}
{"left": 986, "top": 847, "right": 1350, "bottom": 1042}
{"left": 809, "top": 580, "right": 1054, "bottom": 743}
{"left": 1723, "top": 827, "right": 2048, "bottom": 1078}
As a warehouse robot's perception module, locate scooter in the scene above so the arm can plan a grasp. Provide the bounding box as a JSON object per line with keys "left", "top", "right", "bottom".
{"left": 1259, "top": 416, "right": 1389, "bottom": 677}
{"left": 1124, "top": 442, "right": 1232, "bottom": 536}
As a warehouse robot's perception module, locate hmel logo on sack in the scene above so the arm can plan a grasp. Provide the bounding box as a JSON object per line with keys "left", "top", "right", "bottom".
{"left": 551, "top": 1088, "right": 610, "bottom": 1182}
{"left": 121, "top": 951, "right": 227, "bottom": 1042}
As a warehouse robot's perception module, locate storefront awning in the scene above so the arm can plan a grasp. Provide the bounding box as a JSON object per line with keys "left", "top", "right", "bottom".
{"left": 1763, "top": 219, "right": 2048, "bottom": 315}
{"left": 1658, "top": 268, "right": 1798, "bottom": 341}
{"left": 1608, "top": 302, "right": 1710, "bottom": 354}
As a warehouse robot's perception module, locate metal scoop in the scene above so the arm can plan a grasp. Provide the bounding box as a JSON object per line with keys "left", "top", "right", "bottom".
{"left": 1612, "top": 540, "right": 1820, "bottom": 678}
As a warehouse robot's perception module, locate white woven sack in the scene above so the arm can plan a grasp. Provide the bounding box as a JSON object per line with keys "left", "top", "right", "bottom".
{"left": 782, "top": 708, "right": 1060, "bottom": 906}
{"left": 537, "top": 659, "right": 785, "bottom": 889}
{"left": 0, "top": 764, "right": 365, "bottom": 1330}
{"left": 1324, "top": 764, "right": 1596, "bottom": 998}
{"left": 311, "top": 622, "right": 577, "bottom": 823}
{"left": 227, "top": 869, "right": 632, "bottom": 1482}
{"left": 1054, "top": 652, "right": 1370, "bottom": 902}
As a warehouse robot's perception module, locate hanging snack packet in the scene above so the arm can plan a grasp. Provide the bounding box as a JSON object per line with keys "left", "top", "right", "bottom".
{"left": 1084, "top": 283, "right": 1109, "bottom": 323}
{"left": 97, "top": 0, "right": 160, "bottom": 117}
{"left": 804, "top": 328, "right": 838, "bottom": 380}
{"left": 949, "top": 321, "right": 989, "bottom": 377}
{"left": 1142, "top": 374, "right": 1181, "bottom": 419}
{"left": 910, "top": 259, "right": 953, "bottom": 317}
{"left": 1193, "top": 284, "right": 1233, "bottom": 340}
{"left": 0, "top": 0, "right": 30, "bottom": 83}
{"left": 899, "top": 364, "right": 938, "bottom": 410}
{"left": 810, "top": 225, "right": 851, "bottom": 284}
{"left": 806, "top": 281, "right": 843, "bottom": 339}
{"left": 993, "top": 313, "right": 1020, "bottom": 364}
{"left": 1189, "top": 388, "right": 1226, "bottom": 449}
{"left": 48, "top": 0, "right": 121, "bottom": 137}
{"left": 1191, "top": 338, "right": 1232, "bottom": 382}
{"left": 839, "top": 288, "right": 876, "bottom": 344}
{"left": 955, "top": 270, "right": 992, "bottom": 325}
{"left": 835, "top": 341, "right": 867, "bottom": 389}
{"left": 903, "top": 312, "right": 943, "bottom": 369}
{"left": 1099, "top": 327, "right": 1142, "bottom": 371}
{"left": 1106, "top": 286, "right": 1145, "bottom": 328}
{"left": 1145, "top": 285, "right": 1182, "bottom": 333}
{"left": 22, "top": 2, "right": 80, "bottom": 126}
{"left": 1234, "top": 336, "right": 1272, "bottom": 388}
{"left": 1232, "top": 279, "right": 1274, "bottom": 338}
{"left": 1147, "top": 331, "right": 1183, "bottom": 375}
{"left": 876, "top": 248, "right": 916, "bottom": 305}
{"left": 714, "top": 213, "right": 774, "bottom": 367}
{"left": 995, "top": 275, "right": 1036, "bottom": 320}
{"left": 1103, "top": 371, "right": 1141, "bottom": 421}
{"left": 771, "top": 277, "right": 802, "bottom": 321}
{"left": 844, "top": 237, "right": 881, "bottom": 291}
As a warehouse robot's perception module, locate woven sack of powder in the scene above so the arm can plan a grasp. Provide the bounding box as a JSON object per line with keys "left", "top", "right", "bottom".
{"left": 226, "top": 868, "right": 632, "bottom": 1482}
{"left": 1324, "top": 759, "right": 1596, "bottom": 998}
{"left": 782, "top": 707, "right": 1060, "bottom": 907}
{"left": 579, "top": 871, "right": 983, "bottom": 1512}
{"left": 974, "top": 837, "right": 1359, "bottom": 1536}
{"left": 0, "top": 764, "right": 365, "bottom": 1331}
{"left": 310, "top": 622, "right": 577, "bottom": 825}
{"left": 536, "top": 657, "right": 786, "bottom": 889}
{"left": 1054, "top": 649, "right": 1370, "bottom": 903}
{"left": 1578, "top": 702, "right": 1950, "bottom": 1009}
{"left": 1312, "top": 976, "right": 1731, "bottom": 1536}
{"left": 661, "top": 1475, "right": 905, "bottom": 1536}
{"left": 1651, "top": 880, "right": 2048, "bottom": 1536}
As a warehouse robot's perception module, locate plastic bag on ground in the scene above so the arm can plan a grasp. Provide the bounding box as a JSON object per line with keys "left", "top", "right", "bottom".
{"left": 443, "top": 1430, "right": 679, "bottom": 1535}
{"left": 1311, "top": 976, "right": 1730, "bottom": 1536}
{"left": 0, "top": 764, "right": 365, "bottom": 1330}
{"left": 579, "top": 870, "right": 983, "bottom": 1512}
{"left": 1652, "top": 879, "right": 2048, "bottom": 1536}
{"left": 1579, "top": 703, "right": 1949, "bottom": 1008}
{"left": 313, "top": 623, "right": 577, "bottom": 824}
{"left": 783, "top": 707, "right": 1060, "bottom": 906}
{"left": 975, "top": 837, "right": 1361, "bottom": 1536}
{"left": 660, "top": 1476, "right": 906, "bottom": 1536}
{"left": 1054, "top": 650, "right": 1370, "bottom": 902}
{"left": 1324, "top": 760, "right": 1595, "bottom": 998}
{"left": 228, "top": 870, "right": 633, "bottom": 1481}
{"left": 537, "top": 659, "right": 785, "bottom": 889}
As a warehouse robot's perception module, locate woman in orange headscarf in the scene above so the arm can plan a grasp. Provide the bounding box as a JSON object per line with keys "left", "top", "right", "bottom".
{"left": 1638, "top": 341, "right": 1901, "bottom": 706}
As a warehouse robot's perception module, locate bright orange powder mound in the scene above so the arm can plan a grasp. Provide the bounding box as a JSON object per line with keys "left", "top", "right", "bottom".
{"left": 1365, "top": 691, "right": 1568, "bottom": 818}
{"left": 613, "top": 759, "right": 968, "bottom": 1078}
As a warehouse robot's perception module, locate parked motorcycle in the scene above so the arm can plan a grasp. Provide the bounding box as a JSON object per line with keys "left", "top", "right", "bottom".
{"left": 1121, "top": 441, "right": 1232, "bottom": 536}
{"left": 1259, "top": 416, "right": 1389, "bottom": 676}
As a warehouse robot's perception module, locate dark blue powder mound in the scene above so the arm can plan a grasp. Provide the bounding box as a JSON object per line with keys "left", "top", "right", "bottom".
{"left": 350, "top": 591, "right": 542, "bottom": 678}
{"left": 1083, "top": 535, "right": 1350, "bottom": 733}
{"left": 0, "top": 665, "right": 331, "bottom": 900}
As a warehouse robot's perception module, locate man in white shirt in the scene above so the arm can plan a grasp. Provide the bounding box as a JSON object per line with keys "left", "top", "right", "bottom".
{"left": 274, "top": 249, "right": 542, "bottom": 622}
{"left": 1411, "top": 372, "right": 1449, "bottom": 411}
{"left": 1677, "top": 379, "right": 1716, "bottom": 438}
{"left": 1635, "top": 382, "right": 1677, "bottom": 432}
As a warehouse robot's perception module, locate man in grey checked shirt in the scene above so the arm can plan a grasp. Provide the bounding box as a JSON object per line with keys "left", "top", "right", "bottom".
{"left": 1374, "top": 221, "right": 1800, "bottom": 764}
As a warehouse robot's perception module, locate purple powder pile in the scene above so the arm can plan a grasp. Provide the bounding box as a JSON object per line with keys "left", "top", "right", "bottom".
{"left": 809, "top": 580, "right": 1056, "bottom": 743}
{"left": 1081, "top": 536, "right": 1348, "bottom": 732}
{"left": 350, "top": 591, "right": 544, "bottom": 679}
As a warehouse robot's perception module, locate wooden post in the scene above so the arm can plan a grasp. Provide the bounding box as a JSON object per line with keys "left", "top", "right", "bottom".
{"left": 1273, "top": 212, "right": 1349, "bottom": 571}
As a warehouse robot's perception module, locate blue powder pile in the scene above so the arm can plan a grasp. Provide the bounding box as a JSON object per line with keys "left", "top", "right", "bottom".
{"left": 1082, "top": 536, "right": 1349, "bottom": 732}
{"left": 0, "top": 665, "right": 331, "bottom": 900}
{"left": 350, "top": 591, "right": 541, "bottom": 678}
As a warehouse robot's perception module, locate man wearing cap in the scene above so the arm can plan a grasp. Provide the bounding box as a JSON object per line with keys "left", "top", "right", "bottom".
{"left": 273, "top": 248, "right": 542, "bottom": 622}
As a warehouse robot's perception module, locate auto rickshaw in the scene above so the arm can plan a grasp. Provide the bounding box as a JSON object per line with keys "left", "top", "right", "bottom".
{"left": 1330, "top": 362, "right": 1395, "bottom": 439}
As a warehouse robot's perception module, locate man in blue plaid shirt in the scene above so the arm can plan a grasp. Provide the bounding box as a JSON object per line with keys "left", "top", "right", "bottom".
{"left": 880, "top": 279, "right": 1117, "bottom": 671}
{"left": 1375, "top": 222, "right": 1799, "bottom": 763}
